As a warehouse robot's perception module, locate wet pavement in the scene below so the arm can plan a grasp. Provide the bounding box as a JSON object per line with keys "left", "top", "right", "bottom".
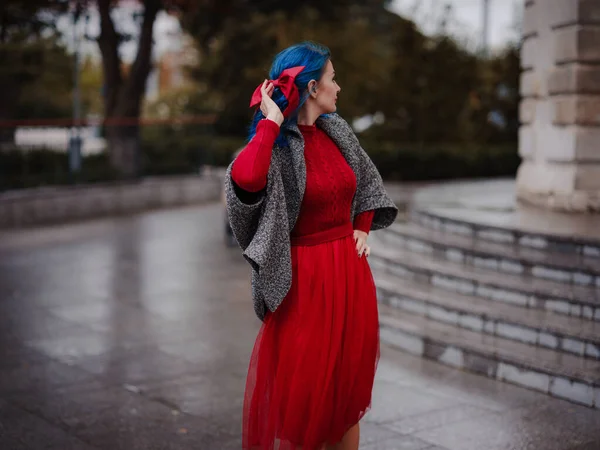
{"left": 0, "top": 202, "right": 599, "bottom": 450}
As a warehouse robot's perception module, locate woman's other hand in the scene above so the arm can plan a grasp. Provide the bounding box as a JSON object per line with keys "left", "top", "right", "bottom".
{"left": 259, "top": 80, "right": 284, "bottom": 126}
{"left": 353, "top": 230, "right": 370, "bottom": 258}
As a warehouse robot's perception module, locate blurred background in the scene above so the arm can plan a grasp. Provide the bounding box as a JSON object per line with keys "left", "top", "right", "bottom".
{"left": 3, "top": 3, "right": 600, "bottom": 449}
{"left": 0, "top": 0, "right": 522, "bottom": 190}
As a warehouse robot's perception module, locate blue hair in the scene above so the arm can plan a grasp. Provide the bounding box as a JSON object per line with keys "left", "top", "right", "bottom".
{"left": 247, "top": 41, "right": 331, "bottom": 147}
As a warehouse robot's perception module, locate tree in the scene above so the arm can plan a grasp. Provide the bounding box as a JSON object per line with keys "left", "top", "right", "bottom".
{"left": 80, "top": 56, "right": 104, "bottom": 117}
{"left": 180, "top": 2, "right": 398, "bottom": 136}
{"left": 95, "top": 0, "right": 163, "bottom": 177}
{"left": 0, "top": 1, "right": 71, "bottom": 141}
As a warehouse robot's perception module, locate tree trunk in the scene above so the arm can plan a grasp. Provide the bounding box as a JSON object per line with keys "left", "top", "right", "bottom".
{"left": 97, "top": 0, "right": 159, "bottom": 178}
{"left": 106, "top": 123, "right": 140, "bottom": 178}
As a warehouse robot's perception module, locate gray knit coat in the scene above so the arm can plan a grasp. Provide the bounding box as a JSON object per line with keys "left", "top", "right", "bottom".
{"left": 225, "top": 113, "right": 398, "bottom": 320}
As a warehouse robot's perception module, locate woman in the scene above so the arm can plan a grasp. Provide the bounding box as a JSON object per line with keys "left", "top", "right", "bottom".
{"left": 225, "top": 41, "right": 398, "bottom": 450}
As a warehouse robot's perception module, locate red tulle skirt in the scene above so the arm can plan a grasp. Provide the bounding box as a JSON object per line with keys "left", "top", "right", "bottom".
{"left": 242, "top": 223, "right": 380, "bottom": 450}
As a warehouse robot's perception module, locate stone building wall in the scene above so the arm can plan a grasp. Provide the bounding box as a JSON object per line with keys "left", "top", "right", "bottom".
{"left": 517, "top": 0, "right": 600, "bottom": 212}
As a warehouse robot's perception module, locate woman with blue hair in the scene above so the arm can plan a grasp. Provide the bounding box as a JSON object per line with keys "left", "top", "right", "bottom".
{"left": 225, "top": 41, "right": 398, "bottom": 450}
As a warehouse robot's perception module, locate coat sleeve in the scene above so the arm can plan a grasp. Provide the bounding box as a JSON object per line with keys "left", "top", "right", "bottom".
{"left": 353, "top": 141, "right": 399, "bottom": 231}
{"left": 224, "top": 161, "right": 265, "bottom": 252}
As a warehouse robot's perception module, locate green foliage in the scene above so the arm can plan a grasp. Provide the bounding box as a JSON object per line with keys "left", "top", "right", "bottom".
{"left": 182, "top": 3, "right": 520, "bottom": 148}
{"left": 80, "top": 57, "right": 104, "bottom": 116}
{"left": 140, "top": 124, "right": 244, "bottom": 175}
{"left": 0, "top": 0, "right": 521, "bottom": 188}
{"left": 9, "top": 37, "right": 74, "bottom": 120}
{"left": 0, "top": 149, "right": 118, "bottom": 190}
{"left": 0, "top": 1, "right": 73, "bottom": 123}
{"left": 360, "top": 140, "right": 519, "bottom": 181}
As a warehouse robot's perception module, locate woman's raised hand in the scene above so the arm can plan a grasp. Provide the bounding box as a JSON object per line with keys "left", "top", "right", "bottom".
{"left": 259, "top": 80, "right": 284, "bottom": 126}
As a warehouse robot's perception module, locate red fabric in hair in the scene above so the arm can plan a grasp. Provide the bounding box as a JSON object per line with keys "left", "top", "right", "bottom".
{"left": 249, "top": 66, "right": 305, "bottom": 118}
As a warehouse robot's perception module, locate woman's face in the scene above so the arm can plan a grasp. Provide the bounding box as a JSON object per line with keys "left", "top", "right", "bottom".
{"left": 312, "top": 60, "right": 341, "bottom": 114}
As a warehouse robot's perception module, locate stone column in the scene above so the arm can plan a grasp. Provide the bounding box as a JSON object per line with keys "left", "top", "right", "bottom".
{"left": 516, "top": 0, "right": 600, "bottom": 212}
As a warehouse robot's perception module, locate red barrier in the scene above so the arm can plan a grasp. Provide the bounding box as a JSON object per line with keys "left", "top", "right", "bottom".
{"left": 0, "top": 114, "right": 218, "bottom": 128}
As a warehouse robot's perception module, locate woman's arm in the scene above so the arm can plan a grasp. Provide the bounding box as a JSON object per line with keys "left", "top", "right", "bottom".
{"left": 231, "top": 118, "right": 280, "bottom": 193}
{"left": 353, "top": 210, "right": 375, "bottom": 234}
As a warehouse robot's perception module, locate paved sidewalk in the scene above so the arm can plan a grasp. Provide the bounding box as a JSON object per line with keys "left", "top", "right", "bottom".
{"left": 0, "top": 202, "right": 599, "bottom": 449}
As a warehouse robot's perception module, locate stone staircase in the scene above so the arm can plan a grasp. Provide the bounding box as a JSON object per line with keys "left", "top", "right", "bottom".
{"left": 370, "top": 208, "right": 600, "bottom": 409}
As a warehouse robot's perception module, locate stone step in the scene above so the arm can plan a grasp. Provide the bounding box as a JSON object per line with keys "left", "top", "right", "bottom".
{"left": 368, "top": 237, "right": 600, "bottom": 322}
{"left": 378, "top": 304, "right": 600, "bottom": 409}
{"left": 380, "top": 222, "right": 600, "bottom": 287}
{"left": 411, "top": 208, "right": 600, "bottom": 259}
{"left": 374, "top": 273, "right": 600, "bottom": 359}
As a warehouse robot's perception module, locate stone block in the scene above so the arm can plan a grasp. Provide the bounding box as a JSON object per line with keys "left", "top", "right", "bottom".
{"left": 574, "top": 127, "right": 600, "bottom": 161}
{"left": 581, "top": 0, "right": 600, "bottom": 25}
{"left": 522, "top": 2, "right": 539, "bottom": 39}
{"left": 580, "top": 26, "right": 600, "bottom": 62}
{"left": 496, "top": 322, "right": 538, "bottom": 344}
{"left": 562, "top": 338, "right": 587, "bottom": 355}
{"left": 519, "top": 126, "right": 535, "bottom": 159}
{"left": 575, "top": 164, "right": 600, "bottom": 190}
{"left": 497, "top": 362, "right": 550, "bottom": 393}
{"left": 520, "top": 98, "right": 538, "bottom": 124}
{"left": 548, "top": 66, "right": 575, "bottom": 94}
{"left": 521, "top": 37, "right": 538, "bottom": 70}
{"left": 538, "top": 126, "right": 600, "bottom": 162}
{"left": 521, "top": 71, "right": 542, "bottom": 98}
{"left": 553, "top": 95, "right": 600, "bottom": 125}
{"left": 550, "top": 377, "right": 595, "bottom": 407}
{"left": 517, "top": 160, "right": 575, "bottom": 194}
{"left": 549, "top": 64, "right": 600, "bottom": 94}
{"left": 380, "top": 326, "right": 424, "bottom": 356}
{"left": 555, "top": 26, "right": 600, "bottom": 64}
{"left": 430, "top": 344, "right": 464, "bottom": 369}
{"left": 428, "top": 306, "right": 458, "bottom": 325}
{"left": 459, "top": 315, "right": 483, "bottom": 332}
{"left": 517, "top": 160, "right": 600, "bottom": 212}
{"left": 549, "top": 0, "right": 600, "bottom": 28}
{"left": 538, "top": 332, "right": 558, "bottom": 349}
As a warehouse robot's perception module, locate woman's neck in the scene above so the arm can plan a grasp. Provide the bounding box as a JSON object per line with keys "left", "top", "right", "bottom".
{"left": 297, "top": 103, "right": 321, "bottom": 127}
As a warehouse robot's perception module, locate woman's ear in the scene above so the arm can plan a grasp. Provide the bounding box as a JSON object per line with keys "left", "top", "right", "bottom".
{"left": 308, "top": 80, "right": 318, "bottom": 97}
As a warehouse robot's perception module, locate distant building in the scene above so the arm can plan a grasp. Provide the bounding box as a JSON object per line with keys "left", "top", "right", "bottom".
{"left": 154, "top": 35, "right": 199, "bottom": 98}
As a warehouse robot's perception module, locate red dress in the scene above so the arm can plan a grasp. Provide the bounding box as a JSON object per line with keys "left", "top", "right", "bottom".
{"left": 232, "top": 119, "right": 379, "bottom": 450}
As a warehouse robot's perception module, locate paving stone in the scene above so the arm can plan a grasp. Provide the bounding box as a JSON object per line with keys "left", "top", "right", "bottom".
{"left": 24, "top": 331, "right": 140, "bottom": 365}
{"left": 71, "top": 346, "right": 201, "bottom": 386}
{"left": 413, "top": 398, "right": 600, "bottom": 450}
{"left": 0, "top": 359, "right": 97, "bottom": 395}
{"left": 361, "top": 434, "right": 435, "bottom": 450}
{"left": 358, "top": 421, "right": 402, "bottom": 446}
{"left": 0, "top": 398, "right": 99, "bottom": 449}
{"left": 365, "top": 380, "right": 460, "bottom": 424}
{"left": 2, "top": 201, "right": 600, "bottom": 449}
{"left": 138, "top": 372, "right": 246, "bottom": 419}
{"left": 7, "top": 381, "right": 147, "bottom": 429}
{"left": 0, "top": 341, "right": 53, "bottom": 370}
{"left": 383, "top": 404, "right": 492, "bottom": 435}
